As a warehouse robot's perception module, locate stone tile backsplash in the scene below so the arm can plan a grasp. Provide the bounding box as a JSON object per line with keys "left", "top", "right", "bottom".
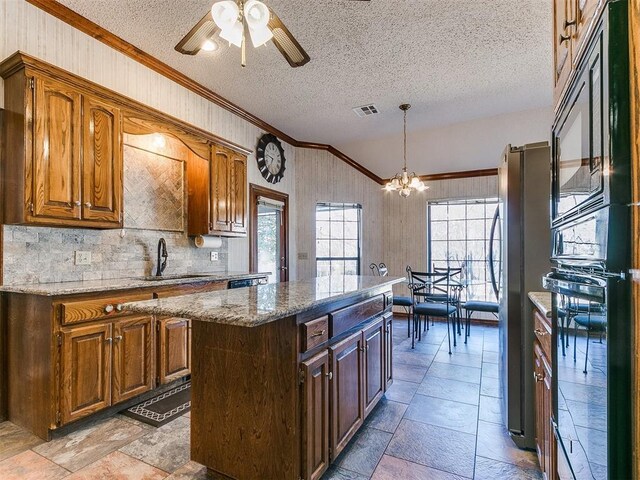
{"left": 3, "top": 225, "right": 228, "bottom": 285}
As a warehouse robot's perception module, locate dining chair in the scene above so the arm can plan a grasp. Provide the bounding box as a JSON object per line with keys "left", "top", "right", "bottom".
{"left": 407, "top": 266, "right": 457, "bottom": 353}
{"left": 433, "top": 266, "right": 465, "bottom": 336}
{"left": 369, "top": 263, "right": 413, "bottom": 337}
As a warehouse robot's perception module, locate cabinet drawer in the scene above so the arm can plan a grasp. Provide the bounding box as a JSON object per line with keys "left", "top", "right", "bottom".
{"left": 301, "top": 316, "right": 329, "bottom": 352}
{"left": 330, "top": 295, "right": 384, "bottom": 338}
{"left": 534, "top": 310, "right": 552, "bottom": 360}
{"left": 60, "top": 292, "right": 153, "bottom": 325}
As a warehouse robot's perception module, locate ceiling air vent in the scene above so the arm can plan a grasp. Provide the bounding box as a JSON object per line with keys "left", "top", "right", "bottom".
{"left": 352, "top": 104, "right": 380, "bottom": 118}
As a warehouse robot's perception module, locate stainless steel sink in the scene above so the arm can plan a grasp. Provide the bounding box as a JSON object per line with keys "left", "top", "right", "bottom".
{"left": 142, "top": 273, "right": 217, "bottom": 282}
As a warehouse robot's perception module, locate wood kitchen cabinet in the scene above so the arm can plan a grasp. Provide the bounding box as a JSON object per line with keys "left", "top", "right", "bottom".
{"left": 0, "top": 64, "right": 123, "bottom": 228}
{"left": 301, "top": 350, "right": 330, "bottom": 480}
{"left": 533, "top": 303, "right": 556, "bottom": 480}
{"left": 384, "top": 315, "right": 393, "bottom": 390}
{"left": 112, "top": 315, "right": 155, "bottom": 404}
{"left": 188, "top": 143, "right": 248, "bottom": 237}
{"left": 60, "top": 323, "right": 113, "bottom": 424}
{"left": 553, "top": 0, "right": 605, "bottom": 107}
{"left": 363, "top": 319, "right": 384, "bottom": 416}
{"left": 330, "top": 329, "right": 365, "bottom": 460}
{"left": 157, "top": 317, "right": 191, "bottom": 385}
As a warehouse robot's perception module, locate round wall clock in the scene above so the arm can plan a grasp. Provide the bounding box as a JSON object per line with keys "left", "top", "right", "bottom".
{"left": 256, "top": 133, "right": 286, "bottom": 184}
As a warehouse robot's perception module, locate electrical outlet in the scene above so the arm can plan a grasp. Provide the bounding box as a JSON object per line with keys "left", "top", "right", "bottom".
{"left": 210, "top": 251, "right": 219, "bottom": 262}
{"left": 75, "top": 251, "right": 92, "bottom": 265}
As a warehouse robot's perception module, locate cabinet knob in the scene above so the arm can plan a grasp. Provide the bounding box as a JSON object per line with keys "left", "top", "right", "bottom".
{"left": 74, "top": 200, "right": 81, "bottom": 206}
{"left": 534, "top": 328, "right": 549, "bottom": 337}
{"left": 104, "top": 304, "right": 114, "bottom": 313}
{"left": 105, "top": 337, "right": 113, "bottom": 344}
{"left": 84, "top": 202, "right": 92, "bottom": 208}
{"left": 533, "top": 372, "right": 544, "bottom": 382}
{"left": 115, "top": 304, "right": 124, "bottom": 312}
{"left": 326, "top": 372, "right": 333, "bottom": 380}
{"left": 114, "top": 335, "right": 123, "bottom": 342}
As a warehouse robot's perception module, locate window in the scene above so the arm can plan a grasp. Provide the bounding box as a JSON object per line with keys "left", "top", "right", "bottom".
{"left": 428, "top": 198, "right": 500, "bottom": 302}
{"left": 316, "top": 203, "right": 362, "bottom": 277}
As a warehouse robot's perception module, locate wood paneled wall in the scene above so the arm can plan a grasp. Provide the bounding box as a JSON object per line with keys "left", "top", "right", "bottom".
{"left": 383, "top": 175, "right": 498, "bottom": 296}
{"left": 295, "top": 148, "right": 384, "bottom": 281}
{"left": 630, "top": 0, "right": 640, "bottom": 476}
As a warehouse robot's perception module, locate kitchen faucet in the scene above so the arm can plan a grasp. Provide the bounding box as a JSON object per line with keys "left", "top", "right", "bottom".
{"left": 156, "top": 238, "right": 168, "bottom": 277}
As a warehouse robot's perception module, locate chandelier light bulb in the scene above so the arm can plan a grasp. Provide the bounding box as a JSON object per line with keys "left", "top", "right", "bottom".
{"left": 211, "top": 1, "right": 240, "bottom": 31}
{"left": 201, "top": 39, "right": 218, "bottom": 51}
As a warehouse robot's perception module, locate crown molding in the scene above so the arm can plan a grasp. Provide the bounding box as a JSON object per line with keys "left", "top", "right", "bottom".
{"left": 25, "top": 0, "right": 386, "bottom": 185}
{"left": 382, "top": 168, "right": 498, "bottom": 185}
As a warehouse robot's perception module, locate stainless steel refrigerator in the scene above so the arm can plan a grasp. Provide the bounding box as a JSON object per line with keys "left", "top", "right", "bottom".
{"left": 489, "top": 142, "right": 551, "bottom": 449}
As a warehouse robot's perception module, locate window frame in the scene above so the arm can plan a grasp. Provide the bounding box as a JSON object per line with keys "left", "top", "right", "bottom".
{"left": 315, "top": 202, "right": 363, "bottom": 277}
{"left": 427, "top": 197, "right": 500, "bottom": 302}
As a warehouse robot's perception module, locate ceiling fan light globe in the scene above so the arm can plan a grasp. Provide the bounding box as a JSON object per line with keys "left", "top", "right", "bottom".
{"left": 249, "top": 25, "right": 273, "bottom": 47}
{"left": 244, "top": 0, "right": 270, "bottom": 29}
{"left": 211, "top": 0, "right": 240, "bottom": 30}
{"left": 220, "top": 21, "right": 244, "bottom": 48}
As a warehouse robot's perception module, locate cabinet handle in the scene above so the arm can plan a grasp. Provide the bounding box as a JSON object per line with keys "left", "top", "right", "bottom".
{"left": 559, "top": 33, "right": 571, "bottom": 44}
{"left": 114, "top": 335, "right": 123, "bottom": 342}
{"left": 115, "top": 304, "right": 124, "bottom": 312}
{"left": 533, "top": 372, "right": 544, "bottom": 382}
{"left": 534, "top": 328, "right": 549, "bottom": 336}
{"left": 326, "top": 372, "right": 333, "bottom": 380}
{"left": 84, "top": 202, "right": 92, "bottom": 208}
{"left": 310, "top": 330, "right": 326, "bottom": 338}
{"left": 104, "top": 304, "right": 114, "bottom": 313}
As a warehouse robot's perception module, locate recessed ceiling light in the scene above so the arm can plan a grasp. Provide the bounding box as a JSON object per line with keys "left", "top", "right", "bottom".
{"left": 201, "top": 39, "right": 219, "bottom": 52}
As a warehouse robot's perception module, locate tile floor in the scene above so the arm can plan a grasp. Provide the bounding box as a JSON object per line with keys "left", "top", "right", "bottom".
{"left": 0, "top": 318, "right": 541, "bottom": 480}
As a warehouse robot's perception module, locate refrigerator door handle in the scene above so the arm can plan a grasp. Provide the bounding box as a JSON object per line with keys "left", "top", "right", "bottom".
{"left": 488, "top": 206, "right": 500, "bottom": 301}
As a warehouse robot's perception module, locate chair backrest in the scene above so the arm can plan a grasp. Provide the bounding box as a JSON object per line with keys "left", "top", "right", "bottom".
{"left": 406, "top": 266, "right": 451, "bottom": 305}
{"left": 370, "top": 263, "right": 389, "bottom": 277}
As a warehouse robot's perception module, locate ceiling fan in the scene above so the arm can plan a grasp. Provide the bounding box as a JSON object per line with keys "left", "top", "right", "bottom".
{"left": 175, "top": 0, "right": 370, "bottom": 68}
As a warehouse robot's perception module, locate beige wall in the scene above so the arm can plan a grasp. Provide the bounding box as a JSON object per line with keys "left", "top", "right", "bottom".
{"left": 383, "top": 175, "right": 499, "bottom": 295}
{"left": 295, "top": 148, "right": 384, "bottom": 281}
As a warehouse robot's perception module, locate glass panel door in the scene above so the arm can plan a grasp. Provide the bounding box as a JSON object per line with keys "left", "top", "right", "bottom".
{"left": 257, "top": 204, "right": 282, "bottom": 284}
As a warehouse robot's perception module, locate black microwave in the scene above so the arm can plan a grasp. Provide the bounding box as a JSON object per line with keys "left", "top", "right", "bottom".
{"left": 551, "top": 12, "right": 630, "bottom": 227}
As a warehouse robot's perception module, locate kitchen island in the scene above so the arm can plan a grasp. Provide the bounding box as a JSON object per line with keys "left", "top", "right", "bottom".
{"left": 126, "top": 275, "right": 403, "bottom": 480}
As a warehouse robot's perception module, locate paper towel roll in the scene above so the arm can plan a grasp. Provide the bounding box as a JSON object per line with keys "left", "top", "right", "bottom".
{"left": 194, "top": 236, "right": 223, "bottom": 249}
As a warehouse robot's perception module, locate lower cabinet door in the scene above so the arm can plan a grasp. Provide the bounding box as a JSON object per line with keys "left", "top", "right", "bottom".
{"left": 542, "top": 348, "right": 554, "bottom": 479}
{"left": 330, "top": 330, "right": 364, "bottom": 460}
{"left": 301, "top": 350, "right": 330, "bottom": 480}
{"left": 363, "top": 319, "right": 384, "bottom": 416}
{"left": 113, "top": 316, "right": 154, "bottom": 403}
{"left": 158, "top": 317, "right": 191, "bottom": 384}
{"left": 534, "top": 342, "right": 546, "bottom": 472}
{"left": 384, "top": 315, "right": 393, "bottom": 390}
{"left": 60, "top": 323, "right": 112, "bottom": 424}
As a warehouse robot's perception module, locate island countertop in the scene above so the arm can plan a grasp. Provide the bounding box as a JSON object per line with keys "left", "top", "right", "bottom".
{"left": 125, "top": 275, "right": 404, "bottom": 327}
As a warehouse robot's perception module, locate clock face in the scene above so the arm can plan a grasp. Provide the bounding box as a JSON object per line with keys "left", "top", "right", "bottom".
{"left": 256, "top": 134, "right": 286, "bottom": 184}
{"left": 265, "top": 142, "right": 282, "bottom": 175}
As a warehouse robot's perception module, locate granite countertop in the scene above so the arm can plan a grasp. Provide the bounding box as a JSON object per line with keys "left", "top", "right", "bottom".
{"left": 125, "top": 275, "right": 405, "bottom": 328}
{"left": 0, "top": 271, "right": 268, "bottom": 296}
{"left": 529, "top": 291, "right": 552, "bottom": 318}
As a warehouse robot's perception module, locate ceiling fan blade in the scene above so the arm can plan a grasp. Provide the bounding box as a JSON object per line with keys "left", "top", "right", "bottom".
{"left": 268, "top": 9, "right": 310, "bottom": 68}
{"left": 175, "top": 11, "right": 219, "bottom": 55}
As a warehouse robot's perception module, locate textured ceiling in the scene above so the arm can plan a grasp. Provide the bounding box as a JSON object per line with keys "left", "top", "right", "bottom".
{"left": 56, "top": 0, "right": 553, "bottom": 174}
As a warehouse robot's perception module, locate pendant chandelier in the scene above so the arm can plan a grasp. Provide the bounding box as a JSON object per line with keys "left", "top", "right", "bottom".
{"left": 384, "top": 104, "right": 427, "bottom": 197}
{"left": 211, "top": 0, "right": 273, "bottom": 67}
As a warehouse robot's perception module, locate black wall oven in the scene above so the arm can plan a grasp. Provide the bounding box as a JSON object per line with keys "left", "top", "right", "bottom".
{"left": 545, "top": 3, "right": 631, "bottom": 479}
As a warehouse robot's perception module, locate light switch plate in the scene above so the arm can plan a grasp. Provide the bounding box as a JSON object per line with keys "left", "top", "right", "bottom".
{"left": 75, "top": 251, "right": 92, "bottom": 265}
{"left": 210, "top": 251, "right": 219, "bottom": 262}
{"left": 298, "top": 252, "right": 309, "bottom": 260}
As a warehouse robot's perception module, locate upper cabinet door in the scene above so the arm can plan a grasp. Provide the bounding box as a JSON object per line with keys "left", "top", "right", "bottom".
{"left": 211, "top": 145, "right": 231, "bottom": 232}
{"left": 32, "top": 77, "right": 82, "bottom": 220}
{"left": 82, "top": 96, "right": 122, "bottom": 225}
{"left": 572, "top": 0, "right": 600, "bottom": 62}
{"left": 553, "top": 0, "right": 573, "bottom": 104}
{"left": 230, "top": 153, "right": 247, "bottom": 234}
